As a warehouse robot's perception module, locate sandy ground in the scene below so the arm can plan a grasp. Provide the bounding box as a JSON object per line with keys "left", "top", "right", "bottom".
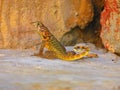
{"left": 0, "top": 43, "right": 120, "bottom": 90}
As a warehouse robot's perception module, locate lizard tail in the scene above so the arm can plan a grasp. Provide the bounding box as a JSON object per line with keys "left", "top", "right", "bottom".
{"left": 60, "top": 46, "right": 90, "bottom": 61}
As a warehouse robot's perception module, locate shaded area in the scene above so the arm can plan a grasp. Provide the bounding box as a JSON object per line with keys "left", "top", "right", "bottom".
{"left": 60, "top": 0, "right": 104, "bottom": 48}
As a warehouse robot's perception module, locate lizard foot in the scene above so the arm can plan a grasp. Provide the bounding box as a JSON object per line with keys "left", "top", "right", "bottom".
{"left": 86, "top": 53, "right": 98, "bottom": 58}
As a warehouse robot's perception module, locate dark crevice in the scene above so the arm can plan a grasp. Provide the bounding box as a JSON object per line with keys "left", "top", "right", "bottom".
{"left": 60, "top": 26, "right": 83, "bottom": 46}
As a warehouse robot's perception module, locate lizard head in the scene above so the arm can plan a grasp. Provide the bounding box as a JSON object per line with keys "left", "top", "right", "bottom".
{"left": 31, "top": 21, "right": 51, "bottom": 40}
{"left": 31, "top": 21, "right": 43, "bottom": 30}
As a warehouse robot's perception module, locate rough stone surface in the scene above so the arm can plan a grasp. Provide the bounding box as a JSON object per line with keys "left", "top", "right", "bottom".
{"left": 60, "top": 26, "right": 84, "bottom": 46}
{"left": 0, "top": 44, "right": 120, "bottom": 90}
{"left": 60, "top": 0, "right": 104, "bottom": 47}
{"left": 65, "top": 0, "right": 94, "bottom": 29}
{"left": 100, "top": 0, "right": 120, "bottom": 54}
{"left": 0, "top": 0, "right": 94, "bottom": 49}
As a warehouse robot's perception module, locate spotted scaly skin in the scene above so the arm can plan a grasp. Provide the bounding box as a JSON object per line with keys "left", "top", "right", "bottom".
{"left": 32, "top": 21, "right": 90, "bottom": 61}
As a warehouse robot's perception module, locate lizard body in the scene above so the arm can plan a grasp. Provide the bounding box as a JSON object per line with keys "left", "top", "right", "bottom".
{"left": 32, "top": 21, "right": 96, "bottom": 61}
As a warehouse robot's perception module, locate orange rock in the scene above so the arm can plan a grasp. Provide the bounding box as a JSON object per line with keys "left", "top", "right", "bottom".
{"left": 65, "top": 0, "right": 94, "bottom": 29}
{"left": 0, "top": 0, "right": 94, "bottom": 49}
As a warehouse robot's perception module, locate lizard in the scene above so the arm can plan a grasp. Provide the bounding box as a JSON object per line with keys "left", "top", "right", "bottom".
{"left": 32, "top": 21, "right": 98, "bottom": 61}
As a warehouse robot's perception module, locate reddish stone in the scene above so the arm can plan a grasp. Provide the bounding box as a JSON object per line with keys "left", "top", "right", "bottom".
{"left": 100, "top": 0, "right": 120, "bottom": 53}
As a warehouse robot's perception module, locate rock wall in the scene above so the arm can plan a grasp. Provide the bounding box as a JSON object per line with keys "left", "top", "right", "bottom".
{"left": 0, "top": 0, "right": 94, "bottom": 49}
{"left": 100, "top": 0, "right": 120, "bottom": 54}
{"left": 60, "top": 0, "right": 105, "bottom": 47}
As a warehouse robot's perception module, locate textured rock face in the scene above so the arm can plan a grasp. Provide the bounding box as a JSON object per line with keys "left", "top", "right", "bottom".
{"left": 0, "top": 0, "right": 94, "bottom": 49}
{"left": 65, "top": 0, "right": 94, "bottom": 29}
{"left": 61, "top": 0, "right": 104, "bottom": 47}
{"left": 100, "top": 0, "right": 120, "bottom": 54}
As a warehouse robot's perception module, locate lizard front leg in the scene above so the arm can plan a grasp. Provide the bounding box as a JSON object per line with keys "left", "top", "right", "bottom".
{"left": 34, "top": 41, "right": 56, "bottom": 59}
{"left": 38, "top": 41, "right": 45, "bottom": 55}
{"left": 33, "top": 41, "right": 45, "bottom": 57}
